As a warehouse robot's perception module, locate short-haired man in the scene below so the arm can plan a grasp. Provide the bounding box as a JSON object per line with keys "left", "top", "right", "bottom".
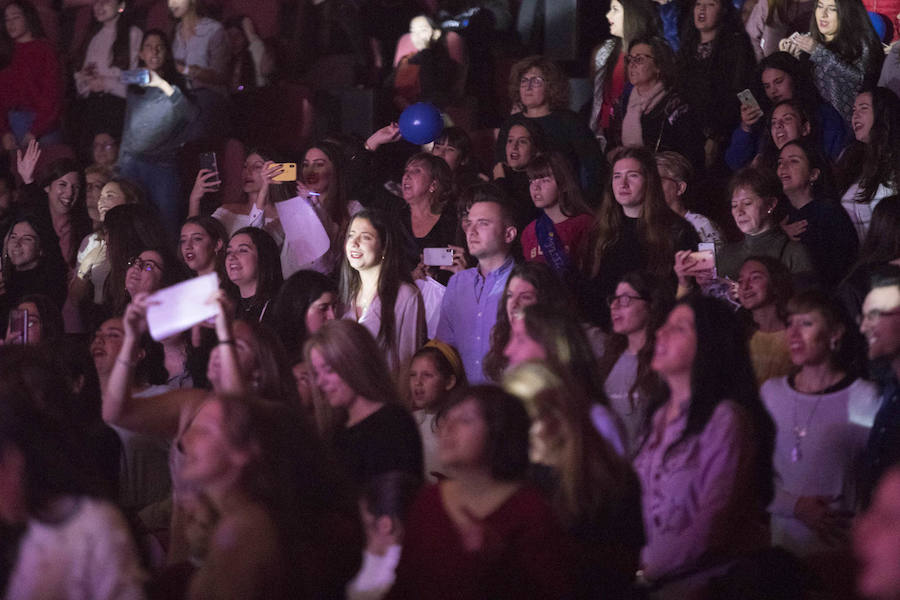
{"left": 860, "top": 265, "right": 900, "bottom": 505}
{"left": 437, "top": 184, "right": 517, "bottom": 383}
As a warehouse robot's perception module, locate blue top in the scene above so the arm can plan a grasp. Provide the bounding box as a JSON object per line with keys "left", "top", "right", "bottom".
{"left": 436, "top": 256, "right": 515, "bottom": 384}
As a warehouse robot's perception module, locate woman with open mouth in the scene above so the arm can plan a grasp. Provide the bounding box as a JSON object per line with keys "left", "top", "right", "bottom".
{"left": 340, "top": 209, "right": 425, "bottom": 374}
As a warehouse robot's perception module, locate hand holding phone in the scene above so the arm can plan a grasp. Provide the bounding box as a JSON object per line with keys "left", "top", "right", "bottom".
{"left": 273, "top": 163, "right": 297, "bottom": 182}
{"left": 198, "top": 152, "right": 221, "bottom": 192}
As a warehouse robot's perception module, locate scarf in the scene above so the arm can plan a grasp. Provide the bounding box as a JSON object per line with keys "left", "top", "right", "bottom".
{"left": 621, "top": 80, "right": 666, "bottom": 148}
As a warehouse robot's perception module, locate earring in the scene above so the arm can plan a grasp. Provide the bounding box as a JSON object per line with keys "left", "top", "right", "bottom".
{"left": 767, "top": 208, "right": 773, "bottom": 215}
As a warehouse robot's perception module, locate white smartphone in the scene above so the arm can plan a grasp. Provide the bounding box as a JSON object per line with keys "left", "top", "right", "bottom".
{"left": 423, "top": 247, "right": 454, "bottom": 266}
{"left": 737, "top": 89, "right": 760, "bottom": 112}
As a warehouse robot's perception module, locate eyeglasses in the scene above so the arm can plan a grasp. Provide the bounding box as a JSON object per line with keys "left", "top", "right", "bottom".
{"left": 858, "top": 308, "right": 900, "bottom": 326}
{"left": 625, "top": 54, "right": 655, "bottom": 66}
{"left": 607, "top": 294, "right": 648, "bottom": 308}
{"left": 519, "top": 76, "right": 545, "bottom": 88}
{"left": 128, "top": 256, "right": 163, "bottom": 273}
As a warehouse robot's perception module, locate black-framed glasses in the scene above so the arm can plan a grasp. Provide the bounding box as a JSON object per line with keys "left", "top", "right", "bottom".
{"left": 128, "top": 256, "right": 163, "bottom": 273}
{"left": 607, "top": 294, "right": 648, "bottom": 308}
{"left": 519, "top": 75, "right": 545, "bottom": 88}
{"left": 624, "top": 54, "right": 655, "bottom": 66}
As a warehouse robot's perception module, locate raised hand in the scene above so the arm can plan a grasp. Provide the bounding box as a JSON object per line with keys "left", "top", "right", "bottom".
{"left": 16, "top": 138, "right": 41, "bottom": 184}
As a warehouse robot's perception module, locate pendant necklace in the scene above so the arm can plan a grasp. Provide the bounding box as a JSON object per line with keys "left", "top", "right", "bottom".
{"left": 790, "top": 374, "right": 831, "bottom": 462}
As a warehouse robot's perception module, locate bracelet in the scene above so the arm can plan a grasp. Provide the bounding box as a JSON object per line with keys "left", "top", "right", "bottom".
{"left": 217, "top": 339, "right": 236, "bottom": 346}
{"left": 116, "top": 356, "right": 138, "bottom": 368}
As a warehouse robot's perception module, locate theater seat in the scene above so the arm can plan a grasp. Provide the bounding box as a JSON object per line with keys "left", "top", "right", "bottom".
{"left": 231, "top": 82, "right": 314, "bottom": 157}
{"left": 221, "top": 0, "right": 280, "bottom": 39}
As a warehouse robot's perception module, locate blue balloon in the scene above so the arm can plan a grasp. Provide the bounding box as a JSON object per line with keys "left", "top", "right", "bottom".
{"left": 398, "top": 103, "right": 444, "bottom": 145}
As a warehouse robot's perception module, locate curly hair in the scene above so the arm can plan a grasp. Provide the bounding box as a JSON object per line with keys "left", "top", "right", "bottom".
{"left": 508, "top": 55, "right": 569, "bottom": 112}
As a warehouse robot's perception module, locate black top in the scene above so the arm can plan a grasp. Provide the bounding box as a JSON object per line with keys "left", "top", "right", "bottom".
{"left": 494, "top": 166, "right": 541, "bottom": 233}
{"left": 582, "top": 215, "right": 698, "bottom": 327}
{"left": 495, "top": 110, "right": 607, "bottom": 206}
{"left": 333, "top": 403, "right": 424, "bottom": 487}
{"left": 785, "top": 196, "right": 859, "bottom": 288}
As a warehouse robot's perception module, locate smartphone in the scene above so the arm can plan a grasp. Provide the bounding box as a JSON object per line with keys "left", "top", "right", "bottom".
{"left": 687, "top": 243, "right": 716, "bottom": 275}
{"left": 273, "top": 163, "right": 297, "bottom": 182}
{"left": 737, "top": 89, "right": 760, "bottom": 111}
{"left": 198, "top": 151, "right": 221, "bottom": 191}
{"left": 423, "top": 247, "right": 454, "bottom": 267}
{"left": 120, "top": 68, "right": 150, "bottom": 86}
{"left": 7, "top": 308, "right": 28, "bottom": 344}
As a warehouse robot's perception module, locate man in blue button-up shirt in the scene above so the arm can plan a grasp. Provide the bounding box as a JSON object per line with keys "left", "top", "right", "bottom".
{"left": 436, "top": 188, "right": 518, "bottom": 383}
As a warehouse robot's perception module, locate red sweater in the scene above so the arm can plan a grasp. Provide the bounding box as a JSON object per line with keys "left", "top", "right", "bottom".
{"left": 0, "top": 39, "right": 62, "bottom": 138}
{"left": 520, "top": 212, "right": 595, "bottom": 269}
{"left": 387, "top": 483, "right": 575, "bottom": 599}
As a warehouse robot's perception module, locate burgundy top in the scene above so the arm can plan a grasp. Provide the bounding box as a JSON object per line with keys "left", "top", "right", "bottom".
{"left": 0, "top": 39, "right": 63, "bottom": 138}
{"left": 520, "top": 212, "right": 595, "bottom": 268}
{"left": 387, "top": 483, "right": 576, "bottom": 599}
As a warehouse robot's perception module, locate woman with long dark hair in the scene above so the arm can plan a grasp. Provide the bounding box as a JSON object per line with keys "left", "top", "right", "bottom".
{"left": 777, "top": 137, "right": 858, "bottom": 286}
{"left": 676, "top": 0, "right": 756, "bottom": 168}
{"left": 634, "top": 295, "right": 776, "bottom": 596}
{"left": 781, "top": 0, "right": 883, "bottom": 124}
{"left": 225, "top": 226, "right": 283, "bottom": 325}
{"left": 340, "top": 209, "right": 425, "bottom": 372}
{"left": 270, "top": 269, "right": 338, "bottom": 361}
{"left": 837, "top": 88, "right": 900, "bottom": 241}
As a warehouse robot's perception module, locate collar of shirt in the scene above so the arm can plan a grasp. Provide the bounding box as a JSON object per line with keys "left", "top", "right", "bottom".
{"left": 473, "top": 255, "right": 514, "bottom": 303}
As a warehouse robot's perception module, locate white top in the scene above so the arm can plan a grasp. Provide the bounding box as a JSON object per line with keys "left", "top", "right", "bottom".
{"left": 603, "top": 352, "right": 644, "bottom": 457}
{"left": 5, "top": 497, "right": 146, "bottom": 600}
{"left": 75, "top": 21, "right": 142, "bottom": 98}
{"left": 345, "top": 545, "right": 402, "bottom": 600}
{"left": 172, "top": 17, "right": 229, "bottom": 95}
{"left": 75, "top": 232, "right": 109, "bottom": 305}
{"left": 212, "top": 204, "right": 272, "bottom": 237}
{"left": 761, "top": 376, "right": 880, "bottom": 556}
{"left": 343, "top": 282, "right": 426, "bottom": 372}
{"left": 414, "top": 409, "right": 442, "bottom": 482}
{"left": 841, "top": 181, "right": 896, "bottom": 241}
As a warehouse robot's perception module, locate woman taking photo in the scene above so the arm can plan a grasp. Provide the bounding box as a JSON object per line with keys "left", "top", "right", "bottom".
{"left": 586, "top": 147, "right": 698, "bottom": 327}
{"left": 201, "top": 148, "right": 284, "bottom": 237}
{"left": 118, "top": 29, "right": 200, "bottom": 237}
{"left": 504, "top": 362, "right": 645, "bottom": 599}
{"left": 521, "top": 152, "right": 594, "bottom": 282}
{"left": 608, "top": 37, "right": 704, "bottom": 170}
{"left": 736, "top": 256, "right": 795, "bottom": 386}
{"left": 225, "top": 226, "right": 283, "bottom": 325}
{"left": 635, "top": 295, "right": 776, "bottom": 597}
{"left": 781, "top": 0, "right": 883, "bottom": 124}
{"left": 761, "top": 291, "right": 877, "bottom": 562}
{"left": 340, "top": 209, "right": 425, "bottom": 372}
{"left": 305, "top": 319, "right": 423, "bottom": 485}
{"left": 398, "top": 152, "right": 459, "bottom": 283}
{"left": 838, "top": 88, "right": 900, "bottom": 242}
{"left": 589, "top": 0, "right": 660, "bottom": 143}
{"left": 495, "top": 56, "right": 605, "bottom": 202}
{"left": 0, "top": 0, "right": 63, "bottom": 151}
{"left": 72, "top": 0, "right": 142, "bottom": 158}
{"left": 777, "top": 138, "right": 858, "bottom": 287}
{"left": 599, "top": 271, "right": 673, "bottom": 457}
{"left": 700, "top": 166, "right": 812, "bottom": 280}
{"left": 387, "top": 385, "right": 576, "bottom": 599}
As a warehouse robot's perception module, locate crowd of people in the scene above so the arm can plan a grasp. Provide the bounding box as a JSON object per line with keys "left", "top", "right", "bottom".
{"left": 2, "top": 0, "right": 900, "bottom": 598}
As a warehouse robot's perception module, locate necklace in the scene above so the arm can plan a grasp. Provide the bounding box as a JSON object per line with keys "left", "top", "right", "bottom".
{"left": 790, "top": 384, "right": 828, "bottom": 463}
